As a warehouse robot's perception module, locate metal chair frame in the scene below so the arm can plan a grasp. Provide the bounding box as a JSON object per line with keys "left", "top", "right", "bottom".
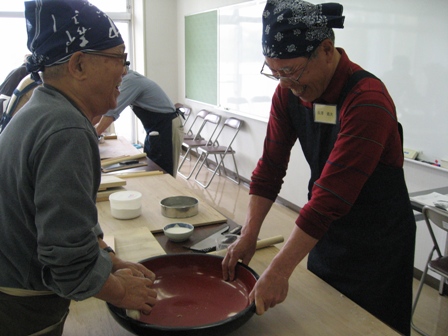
{"left": 183, "top": 109, "right": 209, "bottom": 140}
{"left": 175, "top": 103, "right": 192, "bottom": 127}
{"left": 411, "top": 205, "right": 448, "bottom": 336}
{"left": 177, "top": 113, "right": 221, "bottom": 180}
{"left": 179, "top": 109, "right": 209, "bottom": 161}
{"left": 193, "top": 117, "right": 242, "bottom": 188}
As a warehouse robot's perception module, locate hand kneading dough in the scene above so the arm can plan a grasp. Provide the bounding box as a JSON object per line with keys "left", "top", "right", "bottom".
{"left": 126, "top": 309, "right": 141, "bottom": 320}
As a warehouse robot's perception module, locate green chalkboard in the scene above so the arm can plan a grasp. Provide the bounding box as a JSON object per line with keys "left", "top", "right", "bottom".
{"left": 185, "top": 10, "right": 218, "bottom": 105}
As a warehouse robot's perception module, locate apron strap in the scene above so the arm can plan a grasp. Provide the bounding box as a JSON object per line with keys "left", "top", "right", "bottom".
{"left": 0, "top": 286, "right": 53, "bottom": 297}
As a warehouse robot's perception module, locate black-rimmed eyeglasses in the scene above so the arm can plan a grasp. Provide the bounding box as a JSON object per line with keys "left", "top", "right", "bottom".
{"left": 83, "top": 51, "right": 130, "bottom": 67}
{"left": 260, "top": 56, "right": 311, "bottom": 84}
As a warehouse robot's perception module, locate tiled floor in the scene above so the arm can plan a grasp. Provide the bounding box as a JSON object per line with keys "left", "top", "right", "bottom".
{"left": 176, "top": 157, "right": 448, "bottom": 336}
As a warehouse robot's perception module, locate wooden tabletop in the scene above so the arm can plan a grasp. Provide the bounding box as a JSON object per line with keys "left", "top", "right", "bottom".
{"left": 63, "top": 137, "right": 400, "bottom": 335}
{"left": 96, "top": 174, "right": 227, "bottom": 233}
{"left": 99, "top": 136, "right": 165, "bottom": 174}
{"left": 99, "top": 136, "right": 142, "bottom": 159}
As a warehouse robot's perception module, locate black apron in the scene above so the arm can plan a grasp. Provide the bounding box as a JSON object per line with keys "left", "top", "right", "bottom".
{"left": 131, "top": 105, "right": 177, "bottom": 176}
{"left": 288, "top": 71, "right": 416, "bottom": 335}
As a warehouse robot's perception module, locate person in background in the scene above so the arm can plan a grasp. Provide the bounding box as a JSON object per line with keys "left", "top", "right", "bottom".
{"left": 94, "top": 70, "right": 183, "bottom": 177}
{"left": 0, "top": 55, "right": 29, "bottom": 115}
{"left": 222, "top": 1, "right": 416, "bottom": 335}
{"left": 0, "top": 72, "right": 40, "bottom": 134}
{"left": 0, "top": 1, "right": 156, "bottom": 335}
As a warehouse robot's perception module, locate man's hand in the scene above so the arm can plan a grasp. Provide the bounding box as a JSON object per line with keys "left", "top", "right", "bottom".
{"left": 108, "top": 268, "right": 157, "bottom": 315}
{"left": 111, "top": 257, "right": 156, "bottom": 282}
{"left": 249, "top": 266, "right": 289, "bottom": 315}
{"left": 222, "top": 234, "right": 257, "bottom": 281}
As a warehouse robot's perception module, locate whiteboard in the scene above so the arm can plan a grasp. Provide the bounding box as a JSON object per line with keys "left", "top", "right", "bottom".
{"left": 219, "top": 2, "right": 277, "bottom": 121}
{"left": 217, "top": 0, "right": 448, "bottom": 162}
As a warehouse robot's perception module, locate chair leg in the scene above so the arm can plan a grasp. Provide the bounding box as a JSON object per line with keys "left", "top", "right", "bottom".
{"left": 202, "top": 153, "right": 219, "bottom": 175}
{"left": 194, "top": 152, "right": 240, "bottom": 188}
{"left": 177, "top": 148, "right": 190, "bottom": 178}
{"left": 179, "top": 146, "right": 191, "bottom": 162}
{"left": 212, "top": 154, "right": 222, "bottom": 176}
{"left": 221, "top": 153, "right": 240, "bottom": 185}
{"left": 195, "top": 152, "right": 226, "bottom": 189}
{"left": 411, "top": 248, "right": 435, "bottom": 336}
{"left": 177, "top": 147, "right": 202, "bottom": 180}
{"left": 438, "top": 276, "right": 446, "bottom": 295}
{"left": 205, "top": 153, "right": 238, "bottom": 182}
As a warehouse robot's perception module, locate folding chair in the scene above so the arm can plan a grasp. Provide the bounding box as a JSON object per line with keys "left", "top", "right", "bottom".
{"left": 193, "top": 117, "right": 242, "bottom": 188}
{"left": 177, "top": 113, "right": 221, "bottom": 180}
{"left": 411, "top": 205, "right": 448, "bottom": 336}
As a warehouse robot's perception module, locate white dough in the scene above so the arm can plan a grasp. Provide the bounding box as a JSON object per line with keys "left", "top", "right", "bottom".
{"left": 126, "top": 309, "right": 141, "bottom": 320}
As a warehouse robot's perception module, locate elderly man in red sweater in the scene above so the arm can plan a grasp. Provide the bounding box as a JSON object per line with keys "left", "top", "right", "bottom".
{"left": 222, "top": 1, "right": 416, "bottom": 335}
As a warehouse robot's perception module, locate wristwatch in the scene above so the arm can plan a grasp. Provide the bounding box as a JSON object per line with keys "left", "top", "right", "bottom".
{"left": 103, "top": 246, "right": 115, "bottom": 254}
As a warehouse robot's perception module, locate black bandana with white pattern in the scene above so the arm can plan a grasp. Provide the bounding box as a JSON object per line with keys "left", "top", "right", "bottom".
{"left": 262, "top": 0, "right": 345, "bottom": 59}
{"left": 25, "top": 0, "right": 124, "bottom": 82}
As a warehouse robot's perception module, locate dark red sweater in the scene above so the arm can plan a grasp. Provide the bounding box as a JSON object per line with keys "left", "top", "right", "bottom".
{"left": 250, "top": 48, "right": 403, "bottom": 239}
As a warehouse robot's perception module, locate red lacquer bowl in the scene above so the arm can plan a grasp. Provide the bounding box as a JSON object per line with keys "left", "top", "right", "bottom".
{"left": 107, "top": 254, "right": 258, "bottom": 336}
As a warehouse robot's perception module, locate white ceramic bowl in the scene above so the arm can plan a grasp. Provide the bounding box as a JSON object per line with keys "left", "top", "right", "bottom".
{"left": 163, "top": 223, "right": 194, "bottom": 242}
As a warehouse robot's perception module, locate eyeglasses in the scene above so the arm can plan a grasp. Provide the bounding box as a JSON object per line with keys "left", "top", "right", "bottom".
{"left": 260, "top": 56, "right": 312, "bottom": 84}
{"left": 83, "top": 51, "right": 130, "bottom": 67}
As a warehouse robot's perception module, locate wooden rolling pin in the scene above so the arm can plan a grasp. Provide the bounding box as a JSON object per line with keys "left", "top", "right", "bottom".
{"left": 209, "top": 235, "right": 284, "bottom": 256}
{"left": 109, "top": 170, "right": 164, "bottom": 178}
{"left": 100, "top": 153, "right": 147, "bottom": 167}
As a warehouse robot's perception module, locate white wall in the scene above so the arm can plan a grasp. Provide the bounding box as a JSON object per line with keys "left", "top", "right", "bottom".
{"left": 142, "top": 0, "right": 448, "bottom": 273}
{"left": 144, "top": 0, "right": 178, "bottom": 100}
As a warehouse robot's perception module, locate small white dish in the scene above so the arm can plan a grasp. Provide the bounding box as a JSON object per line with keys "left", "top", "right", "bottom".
{"left": 163, "top": 223, "right": 194, "bottom": 242}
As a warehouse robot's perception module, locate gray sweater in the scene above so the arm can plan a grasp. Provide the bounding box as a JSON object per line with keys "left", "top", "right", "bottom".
{"left": 0, "top": 85, "right": 112, "bottom": 300}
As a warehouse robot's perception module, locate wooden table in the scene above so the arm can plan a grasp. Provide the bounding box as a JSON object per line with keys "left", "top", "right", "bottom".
{"left": 99, "top": 136, "right": 165, "bottom": 174}
{"left": 62, "top": 137, "right": 399, "bottom": 335}
{"left": 409, "top": 186, "right": 448, "bottom": 214}
{"left": 99, "top": 136, "right": 142, "bottom": 160}
{"left": 409, "top": 186, "right": 448, "bottom": 293}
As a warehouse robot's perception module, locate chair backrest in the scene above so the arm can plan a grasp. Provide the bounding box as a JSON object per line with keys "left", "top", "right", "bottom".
{"left": 175, "top": 103, "right": 192, "bottom": 126}
{"left": 185, "top": 109, "right": 209, "bottom": 136}
{"left": 0, "top": 74, "right": 40, "bottom": 134}
{"left": 211, "top": 117, "right": 242, "bottom": 149}
{"left": 422, "top": 205, "right": 448, "bottom": 258}
{"left": 193, "top": 113, "right": 221, "bottom": 144}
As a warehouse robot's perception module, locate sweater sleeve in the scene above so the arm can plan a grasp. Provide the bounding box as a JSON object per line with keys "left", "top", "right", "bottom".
{"left": 249, "top": 86, "right": 297, "bottom": 201}
{"left": 33, "top": 127, "right": 111, "bottom": 300}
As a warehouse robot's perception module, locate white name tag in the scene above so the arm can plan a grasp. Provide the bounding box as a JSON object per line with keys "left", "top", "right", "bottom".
{"left": 314, "top": 104, "right": 337, "bottom": 124}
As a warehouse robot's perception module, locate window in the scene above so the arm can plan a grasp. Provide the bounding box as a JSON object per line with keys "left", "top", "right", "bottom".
{"left": 219, "top": 2, "right": 277, "bottom": 121}
{"left": 185, "top": 1, "right": 277, "bottom": 122}
{"left": 0, "top": 0, "right": 135, "bottom": 141}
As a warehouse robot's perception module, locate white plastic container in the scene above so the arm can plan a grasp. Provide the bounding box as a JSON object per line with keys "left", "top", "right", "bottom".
{"left": 441, "top": 159, "right": 448, "bottom": 169}
{"left": 109, "top": 190, "right": 142, "bottom": 219}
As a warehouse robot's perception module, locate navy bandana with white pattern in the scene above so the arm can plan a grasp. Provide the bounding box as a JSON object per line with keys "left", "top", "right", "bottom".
{"left": 25, "top": 0, "right": 124, "bottom": 82}
{"left": 262, "top": 0, "right": 345, "bottom": 59}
